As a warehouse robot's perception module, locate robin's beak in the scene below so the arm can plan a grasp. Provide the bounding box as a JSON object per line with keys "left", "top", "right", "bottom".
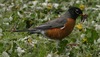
{"left": 80, "top": 14, "right": 88, "bottom": 22}
{"left": 80, "top": 14, "right": 84, "bottom": 17}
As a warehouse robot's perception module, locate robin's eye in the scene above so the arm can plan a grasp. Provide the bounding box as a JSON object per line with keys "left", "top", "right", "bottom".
{"left": 75, "top": 9, "right": 79, "bottom": 14}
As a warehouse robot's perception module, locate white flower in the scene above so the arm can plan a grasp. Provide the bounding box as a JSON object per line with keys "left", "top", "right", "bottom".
{"left": 96, "top": 5, "right": 100, "bottom": 8}
{"left": 47, "top": 52, "right": 53, "bottom": 57}
{"left": 3, "top": 18, "right": 9, "bottom": 22}
{"left": 96, "top": 13, "right": 100, "bottom": 22}
{"left": 0, "top": 3, "right": 5, "bottom": 7}
{"left": 17, "top": 12, "right": 23, "bottom": 18}
{"left": 42, "top": 3, "right": 48, "bottom": 7}
{"left": 2, "top": 7, "right": 6, "bottom": 12}
{"left": 16, "top": 47, "right": 25, "bottom": 56}
{"left": 80, "top": 34, "right": 85, "bottom": 38}
{"left": 83, "top": 20, "right": 88, "bottom": 24}
{"left": 0, "top": 14, "right": 2, "bottom": 17}
{"left": 76, "top": 0, "right": 80, "bottom": 4}
{"left": 7, "top": 3, "right": 14, "bottom": 11}
{"left": 36, "top": 7, "right": 43, "bottom": 10}
{"left": 18, "top": 36, "right": 37, "bottom": 47}
{"left": 97, "top": 38, "right": 100, "bottom": 44}
{"left": 47, "top": 52, "right": 59, "bottom": 57}
{"left": 0, "top": 33, "right": 3, "bottom": 36}
{"left": 18, "top": 36, "right": 29, "bottom": 41}
{"left": 91, "top": 8, "right": 99, "bottom": 10}
{"left": 3, "top": 22, "right": 9, "bottom": 26}
{"left": 69, "top": 2, "right": 74, "bottom": 6}
{"left": 0, "top": 28, "right": 3, "bottom": 36}
{"left": 9, "top": 16, "right": 13, "bottom": 21}
{"left": 97, "top": 13, "right": 100, "bottom": 18}
{"left": 74, "top": 46, "right": 80, "bottom": 49}
{"left": 2, "top": 51, "right": 10, "bottom": 57}
{"left": 45, "top": 0, "right": 50, "bottom": 3}
{"left": 47, "top": 54, "right": 52, "bottom": 57}
{"left": 32, "top": 1, "right": 38, "bottom": 6}
{"left": 30, "top": 40, "right": 37, "bottom": 47}
{"left": 86, "top": 7, "right": 100, "bottom": 10}
{"left": 53, "top": 3, "right": 59, "bottom": 9}
{"left": 94, "top": 40, "right": 97, "bottom": 44}
{"left": 20, "top": 0, "right": 23, "bottom": 2}
{"left": 91, "top": 21, "right": 95, "bottom": 25}
{"left": 0, "top": 28, "right": 2, "bottom": 33}
{"left": 95, "top": 24, "right": 100, "bottom": 30}
{"left": 23, "top": 4, "right": 28, "bottom": 8}
{"left": 61, "top": 6, "right": 68, "bottom": 10}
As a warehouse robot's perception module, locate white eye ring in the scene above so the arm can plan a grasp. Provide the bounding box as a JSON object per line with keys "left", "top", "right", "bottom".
{"left": 75, "top": 9, "right": 79, "bottom": 14}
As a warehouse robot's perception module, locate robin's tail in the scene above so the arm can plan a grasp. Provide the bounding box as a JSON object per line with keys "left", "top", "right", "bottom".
{"left": 13, "top": 29, "right": 41, "bottom": 34}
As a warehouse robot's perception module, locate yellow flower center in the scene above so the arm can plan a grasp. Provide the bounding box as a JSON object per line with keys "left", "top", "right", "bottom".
{"left": 82, "top": 38, "right": 87, "bottom": 43}
{"left": 47, "top": 3, "right": 52, "bottom": 9}
{"left": 76, "top": 23, "right": 83, "bottom": 30}
{"left": 79, "top": 5, "right": 85, "bottom": 10}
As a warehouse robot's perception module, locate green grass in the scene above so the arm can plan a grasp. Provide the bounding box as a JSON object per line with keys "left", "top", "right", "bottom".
{"left": 0, "top": 0, "right": 100, "bottom": 57}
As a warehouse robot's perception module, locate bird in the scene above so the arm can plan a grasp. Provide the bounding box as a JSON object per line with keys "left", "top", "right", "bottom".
{"left": 14, "top": 7, "right": 84, "bottom": 40}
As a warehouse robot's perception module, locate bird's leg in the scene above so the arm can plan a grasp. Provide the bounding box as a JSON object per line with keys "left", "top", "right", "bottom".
{"left": 55, "top": 40, "right": 60, "bottom": 48}
{"left": 54, "top": 40, "right": 60, "bottom": 54}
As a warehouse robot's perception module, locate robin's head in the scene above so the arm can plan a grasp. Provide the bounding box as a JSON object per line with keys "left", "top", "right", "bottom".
{"left": 68, "top": 7, "right": 83, "bottom": 19}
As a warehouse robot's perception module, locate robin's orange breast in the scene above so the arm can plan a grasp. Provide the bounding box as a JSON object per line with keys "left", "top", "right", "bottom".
{"left": 45, "top": 18, "right": 76, "bottom": 40}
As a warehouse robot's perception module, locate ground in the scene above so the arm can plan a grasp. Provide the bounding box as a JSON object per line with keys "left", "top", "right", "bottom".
{"left": 0, "top": 0, "right": 100, "bottom": 57}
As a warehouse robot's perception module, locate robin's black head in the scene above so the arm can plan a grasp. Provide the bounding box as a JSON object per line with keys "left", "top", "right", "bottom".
{"left": 68, "top": 7, "right": 83, "bottom": 19}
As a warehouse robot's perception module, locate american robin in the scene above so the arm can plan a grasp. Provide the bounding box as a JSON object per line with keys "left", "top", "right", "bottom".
{"left": 14, "top": 7, "right": 84, "bottom": 40}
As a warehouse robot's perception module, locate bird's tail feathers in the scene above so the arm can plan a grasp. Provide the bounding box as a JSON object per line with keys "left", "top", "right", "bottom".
{"left": 13, "top": 29, "right": 41, "bottom": 34}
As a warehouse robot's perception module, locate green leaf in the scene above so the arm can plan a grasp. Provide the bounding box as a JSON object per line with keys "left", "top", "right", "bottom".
{"left": 0, "top": 43, "right": 3, "bottom": 53}
{"left": 58, "top": 40, "right": 68, "bottom": 54}
{"left": 85, "top": 28, "right": 99, "bottom": 44}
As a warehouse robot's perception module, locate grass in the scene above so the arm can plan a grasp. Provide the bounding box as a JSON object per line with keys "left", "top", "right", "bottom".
{"left": 0, "top": 0, "right": 100, "bottom": 57}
